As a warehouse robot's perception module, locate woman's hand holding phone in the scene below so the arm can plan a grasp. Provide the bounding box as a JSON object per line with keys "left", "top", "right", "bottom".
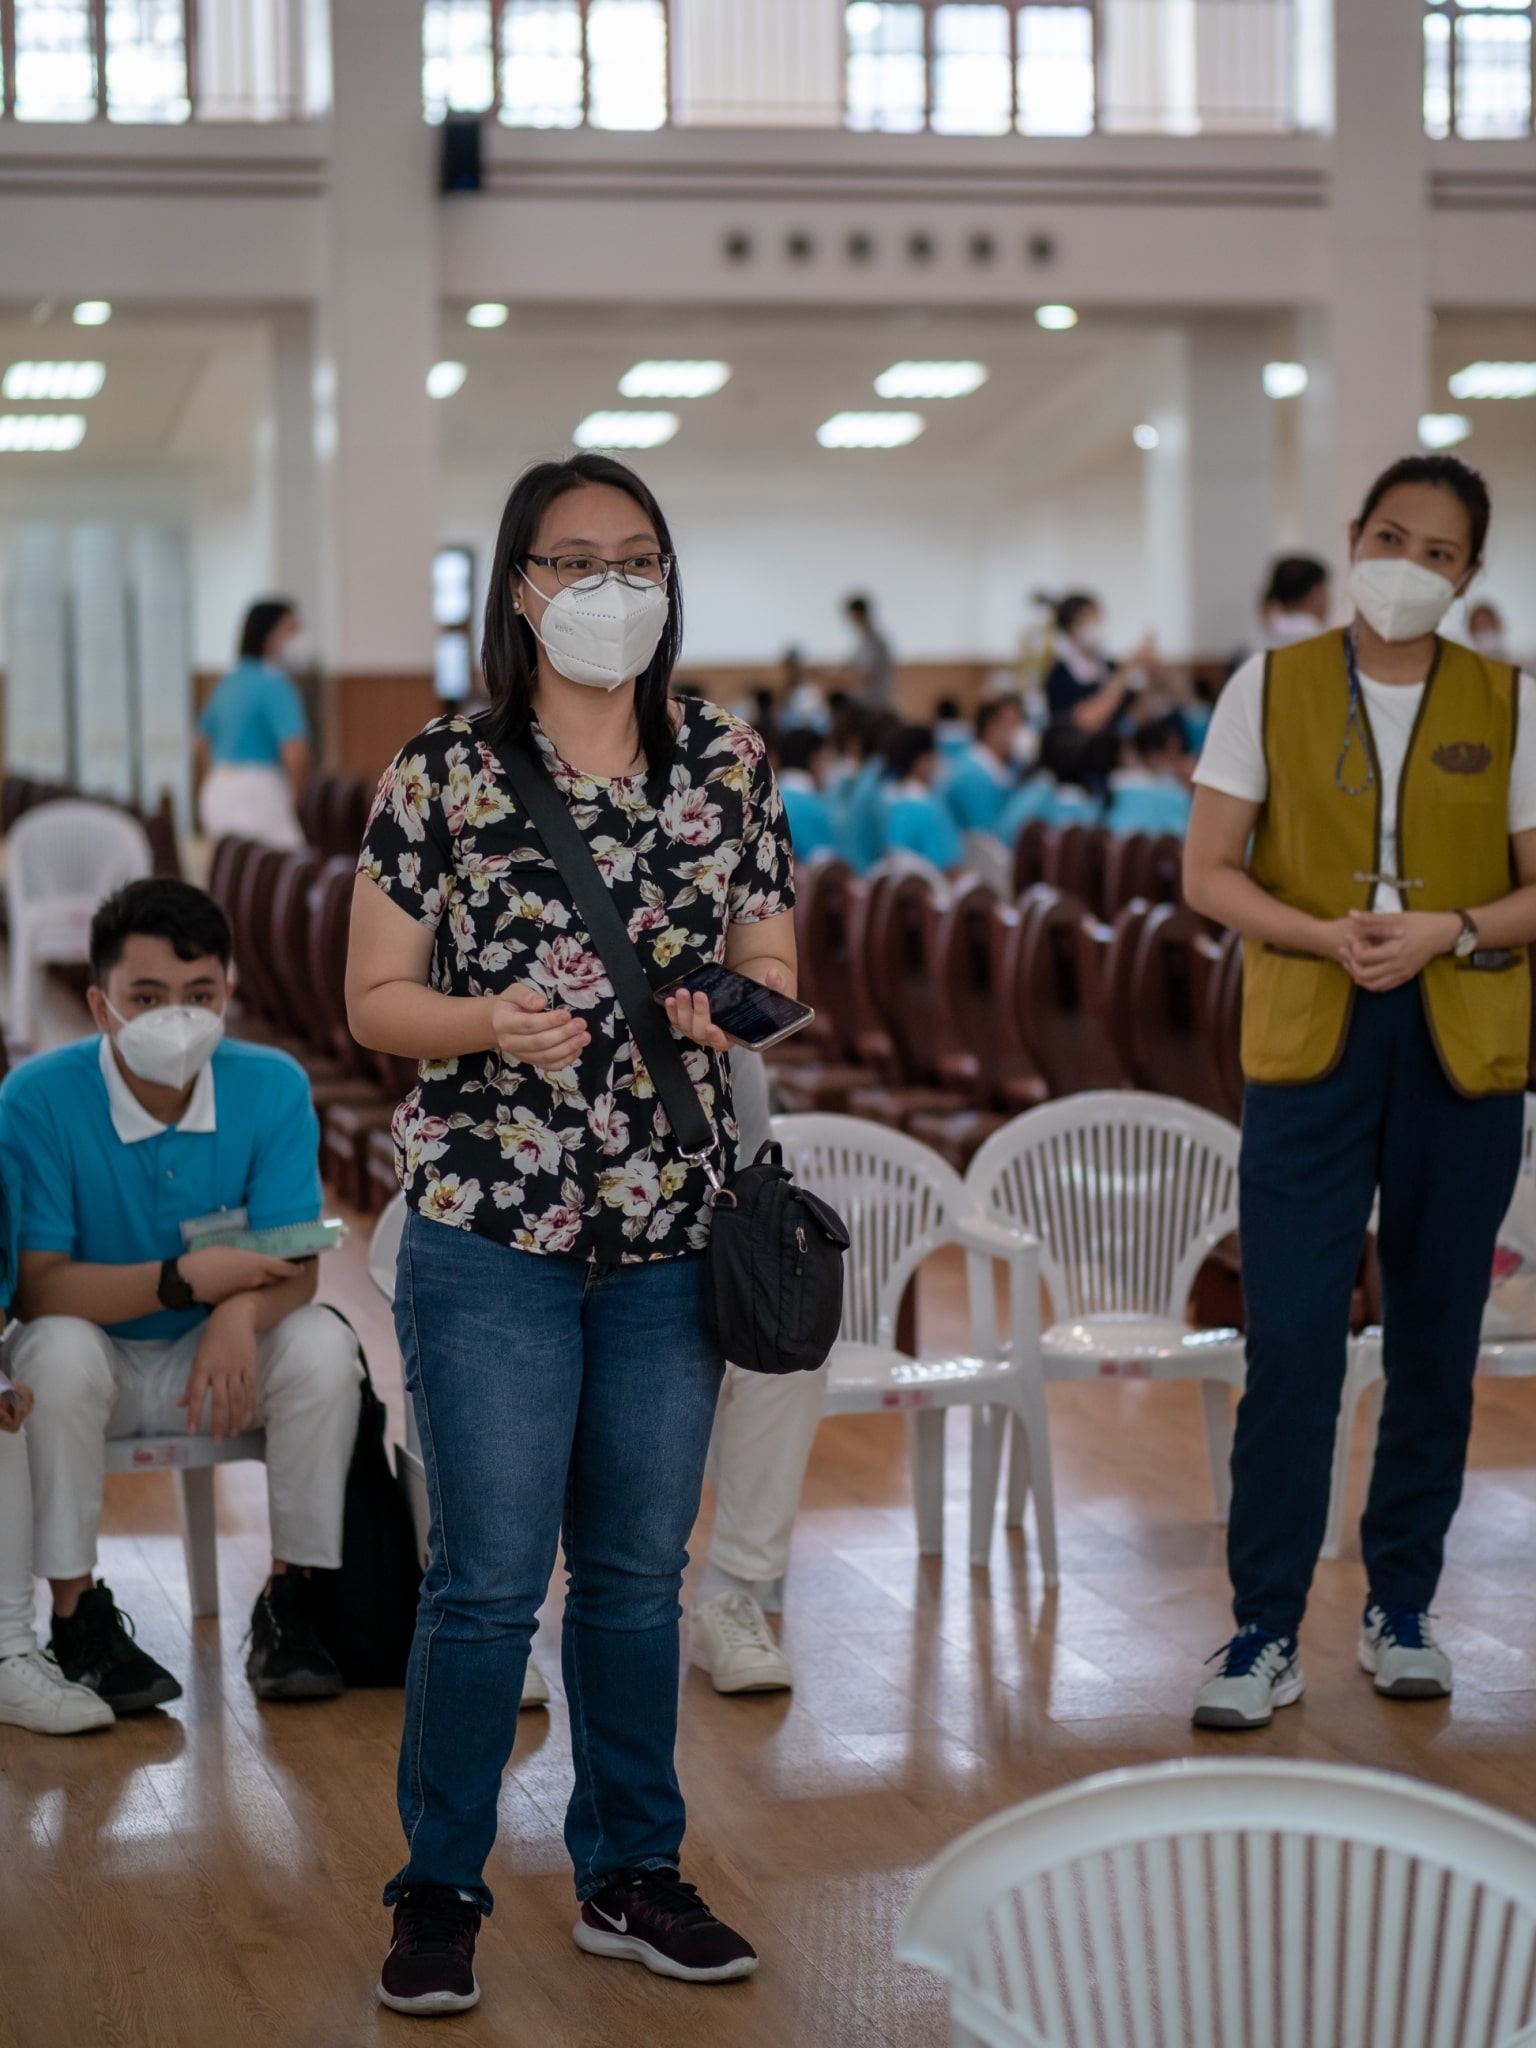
{"left": 662, "top": 963, "right": 801, "bottom": 1052}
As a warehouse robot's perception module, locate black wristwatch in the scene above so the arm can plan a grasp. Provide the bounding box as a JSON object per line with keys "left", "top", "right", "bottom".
{"left": 158, "top": 1257, "right": 196, "bottom": 1312}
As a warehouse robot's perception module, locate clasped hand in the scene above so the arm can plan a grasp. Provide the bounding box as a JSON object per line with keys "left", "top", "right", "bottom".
{"left": 1332, "top": 909, "right": 1460, "bottom": 994}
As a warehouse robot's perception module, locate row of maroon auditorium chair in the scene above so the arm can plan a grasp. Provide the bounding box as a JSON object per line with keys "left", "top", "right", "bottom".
{"left": 774, "top": 848, "right": 1240, "bottom": 1173}
{"left": 1012, "top": 819, "right": 1185, "bottom": 922}
{"left": 297, "top": 771, "right": 375, "bottom": 863}
{"left": 1, "top": 775, "right": 181, "bottom": 880}
{"left": 207, "top": 835, "right": 414, "bottom": 1210}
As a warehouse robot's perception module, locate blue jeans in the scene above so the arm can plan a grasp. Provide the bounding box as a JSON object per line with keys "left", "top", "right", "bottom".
{"left": 1229, "top": 980, "right": 1523, "bottom": 1636}
{"left": 384, "top": 1212, "right": 724, "bottom": 1914}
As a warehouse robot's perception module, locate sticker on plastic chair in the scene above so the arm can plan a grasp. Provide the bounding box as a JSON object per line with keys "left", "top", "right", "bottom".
{"left": 131, "top": 1442, "right": 197, "bottom": 1468}
{"left": 880, "top": 1388, "right": 934, "bottom": 1409}
{"left": 1097, "top": 1359, "right": 1155, "bottom": 1379}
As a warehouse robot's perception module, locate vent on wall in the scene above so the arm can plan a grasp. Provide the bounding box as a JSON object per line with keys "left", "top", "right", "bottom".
{"left": 721, "top": 226, "right": 1062, "bottom": 267}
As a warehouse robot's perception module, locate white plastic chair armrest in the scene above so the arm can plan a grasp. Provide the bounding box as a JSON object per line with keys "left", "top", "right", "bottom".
{"left": 955, "top": 1213, "right": 1036, "bottom": 1262}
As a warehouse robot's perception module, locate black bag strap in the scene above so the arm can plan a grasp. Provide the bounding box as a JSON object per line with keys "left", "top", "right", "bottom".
{"left": 500, "top": 733, "right": 718, "bottom": 1162}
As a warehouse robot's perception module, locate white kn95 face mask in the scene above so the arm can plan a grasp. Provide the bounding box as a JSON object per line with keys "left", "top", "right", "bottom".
{"left": 518, "top": 571, "right": 670, "bottom": 692}
{"left": 1350, "top": 557, "right": 1459, "bottom": 644}
{"left": 107, "top": 1002, "right": 224, "bottom": 1090}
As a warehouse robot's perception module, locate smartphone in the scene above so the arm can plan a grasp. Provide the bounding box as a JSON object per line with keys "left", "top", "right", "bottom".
{"left": 655, "top": 963, "right": 815, "bottom": 1053}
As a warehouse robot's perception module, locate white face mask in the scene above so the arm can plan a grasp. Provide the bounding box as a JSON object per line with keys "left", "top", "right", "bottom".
{"left": 519, "top": 571, "right": 670, "bottom": 692}
{"left": 1072, "top": 620, "right": 1105, "bottom": 656}
{"left": 106, "top": 1001, "right": 224, "bottom": 1091}
{"left": 1350, "top": 557, "right": 1459, "bottom": 643}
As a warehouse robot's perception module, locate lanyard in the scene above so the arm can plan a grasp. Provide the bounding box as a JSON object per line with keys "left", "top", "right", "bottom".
{"left": 1336, "top": 627, "right": 1376, "bottom": 798}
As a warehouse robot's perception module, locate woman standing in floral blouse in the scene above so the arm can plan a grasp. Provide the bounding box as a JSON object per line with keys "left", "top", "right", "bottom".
{"left": 346, "top": 455, "right": 796, "bottom": 2018}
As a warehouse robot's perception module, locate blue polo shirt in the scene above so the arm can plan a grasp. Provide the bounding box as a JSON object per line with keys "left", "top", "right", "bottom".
{"left": 0, "top": 1035, "right": 321, "bottom": 1342}
{"left": 882, "top": 782, "right": 963, "bottom": 869}
{"left": 942, "top": 743, "right": 1017, "bottom": 835}
{"left": 198, "top": 658, "right": 307, "bottom": 768}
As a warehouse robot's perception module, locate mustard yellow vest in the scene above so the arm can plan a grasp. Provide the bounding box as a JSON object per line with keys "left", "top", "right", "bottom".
{"left": 1242, "top": 629, "right": 1528, "bottom": 1096}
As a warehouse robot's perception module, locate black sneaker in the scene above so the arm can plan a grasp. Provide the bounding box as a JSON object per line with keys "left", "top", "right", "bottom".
{"left": 377, "top": 1886, "right": 481, "bottom": 2015}
{"left": 49, "top": 1583, "right": 182, "bottom": 1715}
{"left": 574, "top": 1868, "right": 758, "bottom": 1983}
{"left": 245, "top": 1572, "right": 344, "bottom": 1702}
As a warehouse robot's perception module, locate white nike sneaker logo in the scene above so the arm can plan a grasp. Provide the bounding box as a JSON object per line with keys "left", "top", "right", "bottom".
{"left": 591, "top": 1905, "right": 628, "bottom": 1933}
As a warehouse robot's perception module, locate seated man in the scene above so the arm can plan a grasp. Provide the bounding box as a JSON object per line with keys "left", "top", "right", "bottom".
{"left": 1107, "top": 714, "right": 1193, "bottom": 838}
{"left": 941, "top": 696, "right": 1023, "bottom": 837}
{"left": 775, "top": 728, "right": 836, "bottom": 862}
{"left": 880, "top": 724, "right": 964, "bottom": 872}
{"left": 1, "top": 877, "right": 361, "bottom": 1715}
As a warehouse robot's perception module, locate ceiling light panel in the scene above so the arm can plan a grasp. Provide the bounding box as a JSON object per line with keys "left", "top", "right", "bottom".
{"left": 0, "top": 414, "right": 86, "bottom": 451}
{"left": 873, "top": 360, "right": 988, "bottom": 400}
{"left": 618, "top": 361, "right": 731, "bottom": 399}
{"left": 1418, "top": 412, "right": 1471, "bottom": 449}
{"left": 72, "top": 301, "right": 111, "bottom": 326}
{"left": 1034, "top": 304, "right": 1078, "bottom": 331}
{"left": 573, "top": 410, "right": 680, "bottom": 449}
{"left": 426, "top": 360, "right": 467, "bottom": 399}
{"left": 817, "top": 411, "right": 926, "bottom": 450}
{"left": 1448, "top": 361, "right": 1536, "bottom": 401}
{"left": 2, "top": 361, "right": 105, "bottom": 400}
{"left": 466, "top": 303, "right": 509, "bottom": 328}
{"left": 1132, "top": 423, "right": 1160, "bottom": 450}
{"left": 1262, "top": 361, "right": 1309, "bottom": 399}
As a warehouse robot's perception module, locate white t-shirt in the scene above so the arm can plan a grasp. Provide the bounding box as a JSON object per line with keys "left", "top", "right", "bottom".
{"left": 1195, "top": 651, "right": 1536, "bottom": 912}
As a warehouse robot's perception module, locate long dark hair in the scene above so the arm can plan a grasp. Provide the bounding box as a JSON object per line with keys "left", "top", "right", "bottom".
{"left": 480, "top": 454, "right": 684, "bottom": 782}
{"left": 239, "top": 596, "right": 296, "bottom": 660}
{"left": 1355, "top": 454, "right": 1491, "bottom": 564}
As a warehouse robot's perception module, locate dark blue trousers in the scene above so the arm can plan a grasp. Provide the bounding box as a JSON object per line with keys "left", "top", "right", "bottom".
{"left": 1229, "top": 980, "right": 1522, "bottom": 1636}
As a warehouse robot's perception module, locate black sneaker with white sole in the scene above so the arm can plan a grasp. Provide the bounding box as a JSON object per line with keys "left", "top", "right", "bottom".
{"left": 245, "top": 1572, "right": 344, "bottom": 1702}
{"left": 377, "top": 1886, "right": 481, "bottom": 2015}
{"left": 574, "top": 1868, "right": 758, "bottom": 1983}
{"left": 49, "top": 1583, "right": 182, "bottom": 1715}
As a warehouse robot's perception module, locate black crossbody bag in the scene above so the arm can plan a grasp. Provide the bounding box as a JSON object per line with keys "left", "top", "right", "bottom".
{"left": 502, "top": 734, "right": 848, "bottom": 1375}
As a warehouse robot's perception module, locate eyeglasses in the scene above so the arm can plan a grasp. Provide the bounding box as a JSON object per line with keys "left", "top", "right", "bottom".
{"left": 525, "top": 551, "right": 673, "bottom": 593}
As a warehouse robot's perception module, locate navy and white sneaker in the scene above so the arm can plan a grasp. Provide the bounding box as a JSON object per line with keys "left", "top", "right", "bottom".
{"left": 1192, "top": 1625, "right": 1304, "bottom": 1729}
{"left": 1360, "top": 1604, "right": 1452, "bottom": 1699}
{"left": 574, "top": 1868, "right": 758, "bottom": 1983}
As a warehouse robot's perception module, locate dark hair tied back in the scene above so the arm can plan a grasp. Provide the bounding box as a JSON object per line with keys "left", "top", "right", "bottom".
{"left": 480, "top": 454, "right": 684, "bottom": 788}
{"left": 1355, "top": 454, "right": 1491, "bottom": 564}
{"left": 239, "top": 597, "right": 297, "bottom": 661}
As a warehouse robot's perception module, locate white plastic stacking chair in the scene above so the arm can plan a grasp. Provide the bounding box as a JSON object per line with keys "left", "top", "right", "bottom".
{"left": 102, "top": 1430, "right": 266, "bottom": 1619}
{"left": 368, "top": 1192, "right": 428, "bottom": 1564}
{"left": 6, "top": 800, "right": 152, "bottom": 1046}
{"left": 897, "top": 1757, "right": 1536, "bottom": 2048}
{"left": 1323, "top": 1091, "right": 1536, "bottom": 1561}
{"left": 964, "top": 1092, "right": 1245, "bottom": 1542}
{"left": 771, "top": 1113, "right": 1051, "bottom": 1576}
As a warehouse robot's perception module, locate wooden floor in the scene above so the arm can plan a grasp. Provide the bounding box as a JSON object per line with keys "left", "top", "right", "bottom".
{"left": 8, "top": 1209, "right": 1536, "bottom": 2048}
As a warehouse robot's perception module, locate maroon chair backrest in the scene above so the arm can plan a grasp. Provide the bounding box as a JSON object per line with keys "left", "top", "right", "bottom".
{"left": 861, "top": 867, "right": 959, "bottom": 1087}
{"left": 320, "top": 774, "right": 370, "bottom": 861}
{"left": 267, "top": 852, "right": 325, "bottom": 1044}
{"left": 307, "top": 857, "right": 368, "bottom": 1074}
{"left": 844, "top": 860, "right": 916, "bottom": 1078}
{"left": 234, "top": 847, "right": 290, "bottom": 1028}
{"left": 140, "top": 795, "right": 182, "bottom": 878}
{"left": 207, "top": 835, "right": 250, "bottom": 917}
{"left": 796, "top": 858, "right": 863, "bottom": 1063}
{"left": 1009, "top": 884, "right": 1124, "bottom": 1099}
{"left": 1099, "top": 899, "right": 1156, "bottom": 1081}
{"left": 298, "top": 773, "right": 330, "bottom": 849}
{"left": 935, "top": 879, "right": 1042, "bottom": 1107}
{"left": 1045, "top": 823, "right": 1111, "bottom": 917}
{"left": 1012, "top": 819, "right": 1055, "bottom": 897}
{"left": 1121, "top": 902, "right": 1224, "bottom": 1111}
{"left": 1203, "top": 926, "right": 1246, "bottom": 1122}
{"left": 1102, "top": 832, "right": 1155, "bottom": 916}
{"left": 1148, "top": 833, "right": 1186, "bottom": 906}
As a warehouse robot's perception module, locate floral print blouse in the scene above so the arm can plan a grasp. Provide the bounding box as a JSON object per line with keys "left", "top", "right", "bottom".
{"left": 358, "top": 704, "right": 794, "bottom": 1263}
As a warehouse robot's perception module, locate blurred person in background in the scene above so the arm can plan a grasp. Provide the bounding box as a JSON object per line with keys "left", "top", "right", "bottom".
{"left": 881, "top": 724, "right": 964, "bottom": 871}
{"left": 1467, "top": 599, "right": 1510, "bottom": 662}
{"left": 941, "top": 697, "right": 1024, "bottom": 837}
{"left": 780, "top": 647, "right": 831, "bottom": 735}
{"left": 836, "top": 711, "right": 900, "bottom": 872}
{"left": 775, "top": 729, "right": 836, "bottom": 862}
{"left": 196, "top": 597, "right": 310, "bottom": 850}
{"left": 1042, "top": 593, "right": 1155, "bottom": 798}
{"left": 1262, "top": 555, "right": 1331, "bottom": 647}
{"left": 843, "top": 593, "right": 896, "bottom": 712}
{"left": 933, "top": 696, "right": 972, "bottom": 762}
{"left": 1107, "top": 713, "right": 1193, "bottom": 837}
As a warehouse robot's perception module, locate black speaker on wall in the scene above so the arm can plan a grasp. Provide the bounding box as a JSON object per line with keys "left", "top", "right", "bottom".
{"left": 441, "top": 117, "right": 483, "bottom": 194}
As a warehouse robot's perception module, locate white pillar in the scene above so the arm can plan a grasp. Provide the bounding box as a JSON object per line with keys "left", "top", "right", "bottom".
{"left": 318, "top": 0, "right": 439, "bottom": 779}
{"left": 131, "top": 525, "right": 193, "bottom": 831}
{"left": 270, "top": 305, "right": 324, "bottom": 640}
{"left": 1315, "top": 0, "right": 1429, "bottom": 576}
{"left": 70, "top": 524, "right": 133, "bottom": 803}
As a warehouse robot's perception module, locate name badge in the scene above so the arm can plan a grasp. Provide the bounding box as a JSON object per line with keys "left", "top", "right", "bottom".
{"left": 180, "top": 1207, "right": 249, "bottom": 1251}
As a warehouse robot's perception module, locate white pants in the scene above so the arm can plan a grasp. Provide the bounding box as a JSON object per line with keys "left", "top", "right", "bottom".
{"left": 198, "top": 764, "right": 303, "bottom": 850}
{"left": 704, "top": 1049, "right": 829, "bottom": 1600}
{"left": 11, "top": 1305, "right": 362, "bottom": 1582}
{"left": 0, "top": 1426, "right": 36, "bottom": 1655}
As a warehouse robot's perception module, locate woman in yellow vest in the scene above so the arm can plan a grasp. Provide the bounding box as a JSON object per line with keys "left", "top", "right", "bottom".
{"left": 1184, "top": 454, "right": 1536, "bottom": 1729}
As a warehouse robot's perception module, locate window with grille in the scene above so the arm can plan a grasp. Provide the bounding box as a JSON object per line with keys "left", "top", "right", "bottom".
{"left": 846, "top": 0, "right": 1095, "bottom": 134}
{"left": 1425, "top": 0, "right": 1533, "bottom": 137}
{"left": 422, "top": 0, "right": 667, "bottom": 129}
{"left": 3, "top": 0, "right": 326, "bottom": 119}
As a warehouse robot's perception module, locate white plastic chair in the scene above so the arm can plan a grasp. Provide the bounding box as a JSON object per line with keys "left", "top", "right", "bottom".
{"left": 368, "top": 1191, "right": 428, "bottom": 1564}
{"left": 771, "top": 1113, "right": 1052, "bottom": 1576}
{"left": 1323, "top": 1092, "right": 1536, "bottom": 1561}
{"left": 6, "top": 800, "right": 152, "bottom": 1045}
{"left": 963, "top": 1092, "right": 1245, "bottom": 1544}
{"left": 103, "top": 1430, "right": 266, "bottom": 1619}
{"left": 897, "top": 1757, "right": 1536, "bottom": 2048}
{"left": 961, "top": 830, "right": 1013, "bottom": 898}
